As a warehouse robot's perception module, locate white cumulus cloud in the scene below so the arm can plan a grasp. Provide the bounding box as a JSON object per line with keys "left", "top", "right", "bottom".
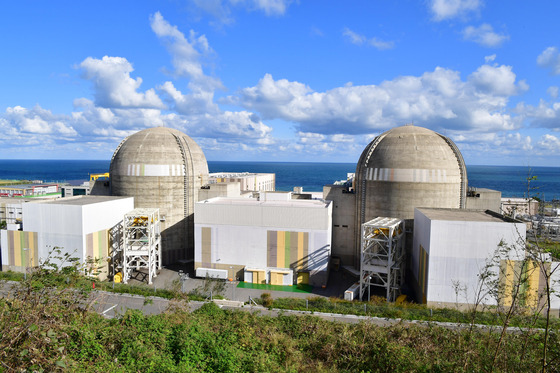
{"left": 468, "top": 64, "right": 524, "bottom": 96}
{"left": 547, "top": 86, "right": 559, "bottom": 99}
{"left": 538, "top": 134, "right": 560, "bottom": 153}
{"left": 189, "top": 0, "right": 293, "bottom": 24}
{"left": 4, "top": 105, "right": 78, "bottom": 137}
{"left": 516, "top": 100, "right": 560, "bottom": 131}
{"left": 80, "top": 56, "right": 165, "bottom": 109}
{"left": 150, "top": 12, "right": 222, "bottom": 92}
{"left": 342, "top": 28, "right": 394, "bottom": 50}
{"left": 231, "top": 63, "right": 526, "bottom": 135}
{"left": 429, "top": 0, "right": 482, "bottom": 21}
{"left": 537, "top": 47, "right": 560, "bottom": 75}
{"left": 462, "top": 24, "right": 509, "bottom": 47}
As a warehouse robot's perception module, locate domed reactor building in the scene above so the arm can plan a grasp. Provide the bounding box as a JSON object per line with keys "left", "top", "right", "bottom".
{"left": 355, "top": 124, "right": 467, "bottom": 262}
{"left": 110, "top": 127, "right": 209, "bottom": 265}
{"left": 355, "top": 125, "right": 467, "bottom": 220}
{"left": 325, "top": 124, "right": 468, "bottom": 269}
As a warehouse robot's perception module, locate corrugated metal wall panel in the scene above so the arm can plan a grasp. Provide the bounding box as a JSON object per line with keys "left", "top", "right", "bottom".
{"left": 196, "top": 202, "right": 330, "bottom": 230}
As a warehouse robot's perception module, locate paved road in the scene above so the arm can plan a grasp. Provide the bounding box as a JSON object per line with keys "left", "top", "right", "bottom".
{"left": 0, "top": 280, "right": 542, "bottom": 334}
{"left": 86, "top": 289, "right": 537, "bottom": 334}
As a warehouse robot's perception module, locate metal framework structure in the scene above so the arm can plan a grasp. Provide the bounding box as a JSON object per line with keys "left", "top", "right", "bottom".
{"left": 121, "top": 208, "right": 161, "bottom": 285}
{"left": 359, "top": 217, "right": 405, "bottom": 302}
{"left": 108, "top": 221, "right": 123, "bottom": 282}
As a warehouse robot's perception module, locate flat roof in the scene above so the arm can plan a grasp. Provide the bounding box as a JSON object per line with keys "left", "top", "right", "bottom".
{"left": 0, "top": 183, "right": 58, "bottom": 189}
{"left": 198, "top": 196, "right": 329, "bottom": 208}
{"left": 417, "top": 208, "right": 517, "bottom": 223}
{"left": 501, "top": 197, "right": 535, "bottom": 202}
{"left": 42, "top": 196, "right": 132, "bottom": 206}
{"left": 468, "top": 188, "right": 501, "bottom": 193}
{"left": 209, "top": 172, "right": 275, "bottom": 178}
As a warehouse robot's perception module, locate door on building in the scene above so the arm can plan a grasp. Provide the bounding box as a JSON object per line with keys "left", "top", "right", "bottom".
{"left": 254, "top": 270, "right": 266, "bottom": 284}
{"left": 270, "top": 272, "right": 281, "bottom": 285}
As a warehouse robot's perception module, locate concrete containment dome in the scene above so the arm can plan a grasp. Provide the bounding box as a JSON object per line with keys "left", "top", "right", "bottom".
{"left": 355, "top": 124, "right": 467, "bottom": 225}
{"left": 110, "top": 127, "right": 209, "bottom": 264}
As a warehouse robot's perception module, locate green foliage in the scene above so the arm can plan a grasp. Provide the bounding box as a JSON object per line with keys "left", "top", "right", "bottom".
{"left": 536, "top": 239, "right": 560, "bottom": 261}
{"left": 1, "top": 244, "right": 559, "bottom": 371}
{"left": 260, "top": 292, "right": 273, "bottom": 307}
{"left": 0, "top": 270, "right": 25, "bottom": 281}
{"left": 1, "top": 287, "right": 559, "bottom": 371}
{"left": 188, "top": 275, "right": 226, "bottom": 300}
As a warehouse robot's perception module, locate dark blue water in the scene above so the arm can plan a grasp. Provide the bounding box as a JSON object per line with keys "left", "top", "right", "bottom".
{"left": 0, "top": 160, "right": 110, "bottom": 185}
{"left": 466, "top": 165, "right": 560, "bottom": 200}
{"left": 0, "top": 160, "right": 558, "bottom": 200}
{"left": 208, "top": 161, "right": 355, "bottom": 193}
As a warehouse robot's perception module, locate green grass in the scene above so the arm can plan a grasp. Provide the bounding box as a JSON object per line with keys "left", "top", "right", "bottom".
{"left": 1, "top": 296, "right": 558, "bottom": 372}
{"left": 3, "top": 269, "right": 558, "bottom": 329}
{"left": 0, "top": 179, "right": 30, "bottom": 186}
{"left": 237, "top": 281, "right": 313, "bottom": 293}
{"left": 535, "top": 240, "right": 560, "bottom": 261}
{"left": 1, "top": 263, "right": 559, "bottom": 371}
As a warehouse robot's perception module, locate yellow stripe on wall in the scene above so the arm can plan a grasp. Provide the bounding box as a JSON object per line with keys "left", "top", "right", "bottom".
{"left": 92, "top": 232, "right": 99, "bottom": 259}
{"left": 97, "top": 230, "right": 107, "bottom": 259}
{"left": 298, "top": 232, "right": 304, "bottom": 269}
{"left": 502, "top": 260, "right": 515, "bottom": 307}
{"left": 277, "top": 231, "right": 285, "bottom": 268}
{"left": 4, "top": 231, "right": 38, "bottom": 267}
{"left": 28, "top": 232, "right": 35, "bottom": 266}
{"left": 526, "top": 261, "right": 540, "bottom": 309}
{"left": 13, "top": 231, "right": 21, "bottom": 266}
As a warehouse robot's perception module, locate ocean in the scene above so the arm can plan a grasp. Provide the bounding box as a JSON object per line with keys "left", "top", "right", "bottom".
{"left": 0, "top": 159, "right": 558, "bottom": 200}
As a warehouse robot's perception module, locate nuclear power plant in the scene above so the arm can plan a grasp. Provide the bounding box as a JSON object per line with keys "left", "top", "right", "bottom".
{"left": 1, "top": 123, "right": 559, "bottom": 312}
{"left": 110, "top": 127, "right": 209, "bottom": 264}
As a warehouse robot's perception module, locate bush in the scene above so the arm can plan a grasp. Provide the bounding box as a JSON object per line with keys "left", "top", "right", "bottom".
{"left": 261, "top": 292, "right": 273, "bottom": 307}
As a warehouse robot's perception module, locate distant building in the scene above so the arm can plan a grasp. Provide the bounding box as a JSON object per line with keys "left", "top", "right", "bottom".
{"left": 0, "top": 183, "right": 59, "bottom": 198}
{"left": 194, "top": 193, "right": 332, "bottom": 287}
{"left": 209, "top": 172, "right": 275, "bottom": 192}
{"left": 501, "top": 197, "right": 539, "bottom": 217}
{"left": 61, "top": 183, "right": 90, "bottom": 197}
{"left": 465, "top": 187, "right": 501, "bottom": 213}
{"left": 198, "top": 182, "right": 243, "bottom": 200}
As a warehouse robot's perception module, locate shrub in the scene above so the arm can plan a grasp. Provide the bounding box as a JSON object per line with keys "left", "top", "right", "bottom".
{"left": 261, "top": 292, "right": 273, "bottom": 307}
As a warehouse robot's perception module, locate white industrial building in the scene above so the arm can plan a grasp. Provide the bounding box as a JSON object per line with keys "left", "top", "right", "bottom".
{"left": 194, "top": 193, "right": 332, "bottom": 287}
{"left": 209, "top": 172, "right": 275, "bottom": 192}
{"left": 0, "top": 197, "right": 26, "bottom": 227}
{"left": 1, "top": 196, "right": 134, "bottom": 279}
{"left": 501, "top": 197, "right": 539, "bottom": 217}
{"left": 0, "top": 183, "right": 59, "bottom": 198}
{"left": 412, "top": 208, "right": 534, "bottom": 309}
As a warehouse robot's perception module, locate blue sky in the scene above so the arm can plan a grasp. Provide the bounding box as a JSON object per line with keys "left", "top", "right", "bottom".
{"left": 1, "top": 1, "right": 560, "bottom": 166}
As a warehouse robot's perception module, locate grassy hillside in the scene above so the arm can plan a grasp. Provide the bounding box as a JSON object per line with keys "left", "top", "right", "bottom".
{"left": 1, "top": 262, "right": 559, "bottom": 372}
{"left": 1, "top": 291, "right": 558, "bottom": 372}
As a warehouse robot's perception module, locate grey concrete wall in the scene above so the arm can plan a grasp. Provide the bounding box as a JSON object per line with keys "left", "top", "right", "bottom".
{"left": 198, "top": 182, "right": 241, "bottom": 200}
{"left": 323, "top": 185, "right": 356, "bottom": 267}
{"left": 466, "top": 188, "right": 501, "bottom": 213}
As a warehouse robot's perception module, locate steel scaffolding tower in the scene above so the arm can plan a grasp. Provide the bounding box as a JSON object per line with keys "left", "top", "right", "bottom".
{"left": 108, "top": 221, "right": 123, "bottom": 282}
{"left": 122, "top": 208, "right": 161, "bottom": 285}
{"left": 359, "top": 217, "right": 405, "bottom": 302}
